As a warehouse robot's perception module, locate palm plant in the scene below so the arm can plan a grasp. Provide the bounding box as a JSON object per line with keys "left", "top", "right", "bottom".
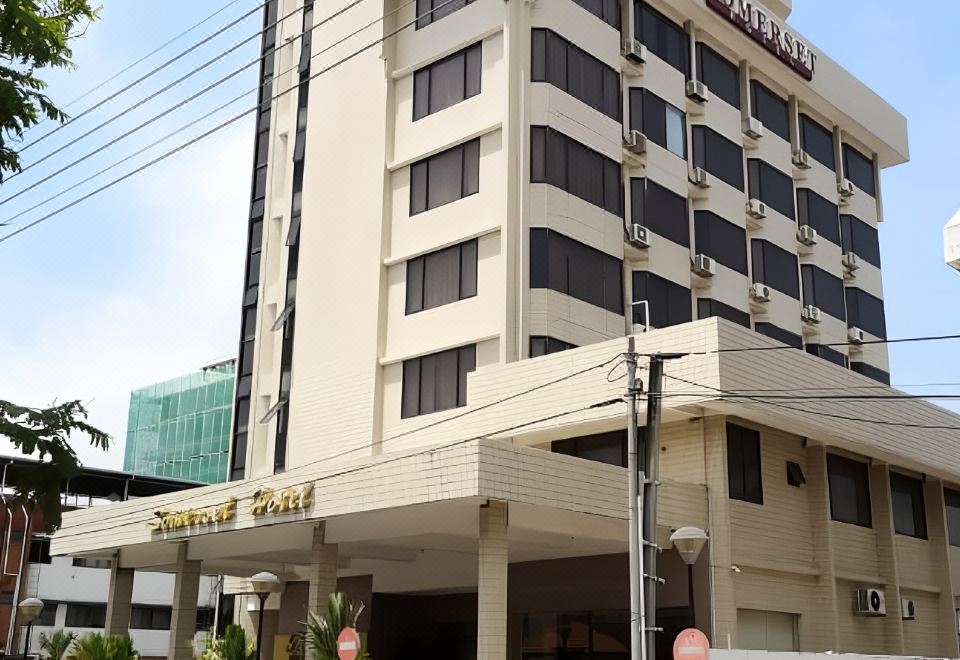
{"left": 39, "top": 630, "right": 78, "bottom": 660}
{"left": 65, "top": 633, "right": 138, "bottom": 660}
{"left": 215, "top": 625, "right": 255, "bottom": 660}
{"left": 305, "top": 593, "right": 370, "bottom": 660}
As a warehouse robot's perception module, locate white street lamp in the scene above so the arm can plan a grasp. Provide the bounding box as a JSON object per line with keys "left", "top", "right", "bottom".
{"left": 19, "top": 597, "right": 44, "bottom": 659}
{"left": 670, "top": 527, "right": 708, "bottom": 630}
{"left": 249, "top": 572, "right": 278, "bottom": 660}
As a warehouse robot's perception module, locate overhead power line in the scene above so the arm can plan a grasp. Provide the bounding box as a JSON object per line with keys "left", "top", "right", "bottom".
{"left": 637, "top": 333, "right": 960, "bottom": 357}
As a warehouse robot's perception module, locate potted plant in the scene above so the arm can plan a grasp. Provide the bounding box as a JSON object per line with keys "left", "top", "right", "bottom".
{"left": 305, "top": 593, "right": 370, "bottom": 660}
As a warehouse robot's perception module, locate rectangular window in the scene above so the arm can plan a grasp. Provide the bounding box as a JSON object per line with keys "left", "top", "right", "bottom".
{"left": 66, "top": 603, "right": 107, "bottom": 628}
{"left": 750, "top": 80, "right": 789, "bottom": 141}
{"left": 800, "top": 265, "right": 846, "bottom": 321}
{"left": 416, "top": 0, "right": 475, "bottom": 29}
{"left": 553, "top": 429, "right": 631, "bottom": 467}
{"left": 635, "top": 1, "right": 689, "bottom": 74}
{"left": 131, "top": 606, "right": 172, "bottom": 631}
{"left": 747, "top": 159, "right": 795, "bottom": 220}
{"left": 532, "top": 29, "right": 620, "bottom": 121}
{"left": 944, "top": 488, "right": 960, "bottom": 547}
{"left": 28, "top": 536, "right": 51, "bottom": 564}
{"left": 827, "top": 454, "right": 871, "bottom": 527}
{"left": 692, "top": 125, "right": 744, "bottom": 191}
{"left": 633, "top": 272, "right": 691, "bottom": 329}
{"left": 410, "top": 138, "right": 480, "bottom": 215}
{"left": 36, "top": 603, "right": 58, "bottom": 627}
{"left": 840, "top": 214, "right": 881, "bottom": 268}
{"left": 806, "top": 344, "right": 848, "bottom": 368}
{"left": 891, "top": 472, "right": 927, "bottom": 539}
{"left": 845, "top": 288, "right": 886, "bottom": 339}
{"left": 697, "top": 298, "right": 750, "bottom": 328}
{"left": 413, "top": 42, "right": 481, "bottom": 120}
{"left": 572, "top": 0, "right": 621, "bottom": 29}
{"left": 630, "top": 178, "right": 689, "bottom": 247}
{"left": 754, "top": 322, "right": 802, "bottom": 349}
{"left": 850, "top": 361, "right": 890, "bottom": 385}
{"left": 406, "top": 240, "right": 478, "bottom": 314}
{"left": 696, "top": 43, "right": 740, "bottom": 109}
{"left": 843, "top": 144, "right": 876, "bottom": 197}
{"left": 531, "top": 228, "right": 624, "bottom": 314}
{"left": 530, "top": 126, "right": 623, "bottom": 216}
{"left": 694, "top": 211, "right": 748, "bottom": 274}
{"left": 751, "top": 239, "right": 799, "bottom": 299}
{"left": 800, "top": 114, "right": 835, "bottom": 170}
{"left": 727, "top": 423, "right": 763, "bottom": 504}
{"left": 797, "top": 189, "right": 840, "bottom": 246}
{"left": 629, "top": 89, "right": 686, "bottom": 158}
{"left": 401, "top": 344, "right": 477, "bottom": 418}
{"left": 530, "top": 336, "right": 577, "bottom": 358}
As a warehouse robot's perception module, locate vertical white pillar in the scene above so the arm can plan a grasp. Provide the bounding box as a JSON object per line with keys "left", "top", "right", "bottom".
{"left": 168, "top": 544, "right": 201, "bottom": 660}
{"left": 104, "top": 561, "right": 134, "bottom": 636}
{"left": 307, "top": 522, "right": 338, "bottom": 617}
{"left": 477, "top": 501, "right": 508, "bottom": 660}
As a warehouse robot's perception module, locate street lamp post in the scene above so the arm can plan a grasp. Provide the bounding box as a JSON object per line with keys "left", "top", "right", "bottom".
{"left": 250, "top": 572, "right": 278, "bottom": 660}
{"left": 670, "top": 527, "right": 708, "bottom": 630}
{"left": 18, "top": 597, "right": 44, "bottom": 660}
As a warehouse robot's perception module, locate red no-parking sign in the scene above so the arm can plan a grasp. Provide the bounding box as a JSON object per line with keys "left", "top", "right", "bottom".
{"left": 337, "top": 627, "right": 361, "bottom": 660}
{"left": 673, "top": 628, "right": 710, "bottom": 660}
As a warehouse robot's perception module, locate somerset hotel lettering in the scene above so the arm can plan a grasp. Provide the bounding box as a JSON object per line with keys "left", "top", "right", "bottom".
{"left": 706, "top": 0, "right": 817, "bottom": 80}
{"left": 149, "top": 483, "right": 315, "bottom": 532}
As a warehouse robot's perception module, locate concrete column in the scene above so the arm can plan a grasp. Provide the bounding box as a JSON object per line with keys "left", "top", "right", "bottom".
{"left": 104, "top": 561, "right": 134, "bottom": 636}
{"left": 869, "top": 463, "right": 905, "bottom": 654}
{"left": 168, "top": 544, "right": 201, "bottom": 660}
{"left": 805, "top": 444, "right": 840, "bottom": 651}
{"left": 307, "top": 522, "right": 338, "bottom": 617}
{"left": 703, "top": 418, "right": 736, "bottom": 647}
{"left": 923, "top": 479, "right": 960, "bottom": 658}
{"left": 477, "top": 500, "right": 508, "bottom": 660}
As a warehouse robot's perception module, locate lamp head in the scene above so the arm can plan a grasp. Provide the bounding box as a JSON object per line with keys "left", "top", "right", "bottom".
{"left": 250, "top": 571, "right": 279, "bottom": 595}
{"left": 670, "top": 526, "right": 708, "bottom": 565}
{"left": 18, "top": 597, "right": 44, "bottom": 622}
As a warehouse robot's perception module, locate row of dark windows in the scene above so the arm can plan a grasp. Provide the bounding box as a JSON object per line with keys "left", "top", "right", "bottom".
{"left": 695, "top": 43, "right": 739, "bottom": 109}
{"left": 629, "top": 88, "right": 686, "bottom": 158}
{"left": 698, "top": 298, "right": 750, "bottom": 328}
{"left": 695, "top": 211, "right": 748, "bottom": 275}
{"left": 633, "top": 271, "right": 690, "bottom": 329}
{"left": 415, "top": 0, "right": 475, "bottom": 29}
{"left": 851, "top": 360, "right": 891, "bottom": 385}
{"left": 692, "top": 125, "right": 744, "bottom": 191}
{"left": 748, "top": 159, "right": 795, "bottom": 220}
{"left": 532, "top": 29, "right": 621, "bottom": 122}
{"left": 797, "top": 189, "right": 840, "bottom": 245}
{"left": 750, "top": 81, "right": 789, "bottom": 142}
{"left": 630, "top": 178, "right": 688, "bottom": 247}
{"left": 801, "top": 264, "right": 845, "bottom": 321}
{"left": 406, "top": 239, "right": 478, "bottom": 314}
{"left": 56, "top": 603, "right": 214, "bottom": 631}
{"left": 530, "top": 228, "right": 624, "bottom": 315}
{"left": 635, "top": 1, "right": 688, "bottom": 75}
{"left": 846, "top": 287, "right": 887, "bottom": 339}
{"left": 572, "top": 0, "right": 621, "bottom": 30}
{"left": 414, "top": 42, "right": 481, "bottom": 120}
{"left": 754, "top": 322, "right": 802, "bottom": 349}
{"left": 410, "top": 138, "right": 480, "bottom": 215}
{"left": 841, "top": 214, "right": 881, "bottom": 267}
{"left": 401, "top": 344, "right": 476, "bottom": 418}
{"left": 751, "top": 239, "right": 800, "bottom": 299}
{"left": 530, "top": 126, "right": 623, "bottom": 217}
{"left": 530, "top": 336, "right": 577, "bottom": 358}
{"left": 806, "top": 343, "right": 849, "bottom": 368}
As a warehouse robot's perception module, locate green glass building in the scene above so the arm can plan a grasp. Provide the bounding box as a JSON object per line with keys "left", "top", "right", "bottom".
{"left": 124, "top": 359, "right": 236, "bottom": 483}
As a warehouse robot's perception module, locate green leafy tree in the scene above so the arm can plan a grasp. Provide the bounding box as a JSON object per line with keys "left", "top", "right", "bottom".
{"left": 65, "top": 633, "right": 137, "bottom": 660}
{"left": 0, "top": 399, "right": 109, "bottom": 531}
{"left": 197, "top": 625, "right": 254, "bottom": 660}
{"left": 0, "top": 0, "right": 99, "bottom": 180}
{"left": 39, "top": 629, "right": 78, "bottom": 660}
{"left": 306, "top": 593, "right": 371, "bottom": 660}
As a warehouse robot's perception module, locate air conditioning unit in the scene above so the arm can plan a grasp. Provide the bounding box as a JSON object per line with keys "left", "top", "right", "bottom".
{"left": 901, "top": 599, "right": 916, "bottom": 620}
{"left": 842, "top": 252, "right": 860, "bottom": 271}
{"left": 792, "top": 149, "right": 812, "bottom": 170}
{"left": 797, "top": 225, "right": 818, "bottom": 246}
{"left": 622, "top": 39, "right": 647, "bottom": 65}
{"left": 855, "top": 588, "right": 886, "bottom": 617}
{"left": 685, "top": 80, "right": 709, "bottom": 104}
{"left": 690, "top": 167, "right": 710, "bottom": 189}
{"left": 692, "top": 254, "right": 717, "bottom": 277}
{"left": 623, "top": 130, "right": 647, "bottom": 155}
{"left": 801, "top": 305, "right": 822, "bottom": 324}
{"left": 848, "top": 327, "right": 866, "bottom": 345}
{"left": 747, "top": 198, "right": 767, "bottom": 220}
{"left": 749, "top": 283, "right": 771, "bottom": 303}
{"left": 838, "top": 178, "right": 856, "bottom": 198}
{"left": 628, "top": 224, "right": 650, "bottom": 249}
{"left": 742, "top": 117, "right": 763, "bottom": 140}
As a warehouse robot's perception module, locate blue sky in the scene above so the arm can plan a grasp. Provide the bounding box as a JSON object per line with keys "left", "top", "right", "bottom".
{"left": 0, "top": 1, "right": 958, "bottom": 469}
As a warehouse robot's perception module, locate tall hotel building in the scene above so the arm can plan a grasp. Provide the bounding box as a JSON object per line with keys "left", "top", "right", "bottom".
{"left": 54, "top": 1, "right": 960, "bottom": 659}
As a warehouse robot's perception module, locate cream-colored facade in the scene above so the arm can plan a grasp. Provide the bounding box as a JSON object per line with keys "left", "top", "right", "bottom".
{"left": 53, "top": 1, "right": 960, "bottom": 659}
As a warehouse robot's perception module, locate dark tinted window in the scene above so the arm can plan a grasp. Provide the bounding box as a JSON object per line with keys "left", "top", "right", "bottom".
{"left": 850, "top": 361, "right": 890, "bottom": 385}
{"left": 416, "top": 0, "right": 475, "bottom": 29}
{"left": 530, "top": 126, "right": 622, "bottom": 216}
{"left": 754, "top": 322, "right": 802, "bottom": 349}
{"left": 410, "top": 138, "right": 480, "bottom": 214}
{"left": 66, "top": 603, "right": 107, "bottom": 628}
{"left": 890, "top": 472, "right": 927, "bottom": 539}
{"left": 692, "top": 125, "right": 744, "bottom": 191}
{"left": 751, "top": 239, "right": 799, "bottom": 299}
{"left": 633, "top": 272, "right": 691, "bottom": 329}
{"left": 635, "top": 2, "right": 688, "bottom": 74}
{"left": 843, "top": 144, "right": 876, "bottom": 197}
{"left": 801, "top": 265, "right": 846, "bottom": 321}
{"left": 413, "top": 43, "right": 482, "bottom": 120}
{"left": 697, "top": 298, "right": 750, "bottom": 328}
{"left": 530, "top": 336, "right": 577, "bottom": 358}
{"left": 28, "top": 536, "right": 51, "bottom": 564}
{"left": 631, "top": 178, "right": 689, "bottom": 247}
{"left": 406, "top": 239, "right": 478, "bottom": 314}
{"left": 944, "top": 488, "right": 960, "bottom": 547}
{"left": 131, "top": 606, "right": 172, "bottom": 631}
{"left": 840, "top": 214, "right": 881, "bottom": 268}
{"left": 696, "top": 43, "right": 739, "bottom": 109}
{"left": 629, "top": 88, "right": 686, "bottom": 158}
{"left": 750, "top": 81, "right": 789, "bottom": 141}
{"left": 36, "top": 603, "right": 58, "bottom": 626}
{"left": 694, "top": 211, "right": 747, "bottom": 274}
{"left": 532, "top": 29, "right": 620, "bottom": 121}
{"left": 797, "top": 189, "right": 840, "bottom": 246}
{"left": 800, "top": 114, "right": 835, "bottom": 170}
{"left": 806, "top": 344, "right": 848, "bottom": 368}
{"left": 531, "top": 228, "right": 624, "bottom": 314}
{"left": 572, "top": 0, "right": 621, "bottom": 29}
{"left": 402, "top": 345, "right": 477, "bottom": 418}
{"left": 748, "top": 159, "right": 795, "bottom": 220}
{"left": 727, "top": 423, "right": 762, "bottom": 504}
{"left": 827, "top": 454, "right": 871, "bottom": 527}
{"left": 845, "top": 288, "right": 886, "bottom": 339}
{"left": 553, "top": 429, "right": 631, "bottom": 467}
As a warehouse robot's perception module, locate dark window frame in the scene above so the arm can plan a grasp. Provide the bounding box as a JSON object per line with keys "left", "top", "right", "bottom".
{"left": 406, "top": 239, "right": 478, "bottom": 314}
{"left": 629, "top": 88, "right": 686, "bottom": 158}
{"left": 530, "top": 336, "right": 577, "bottom": 358}
{"left": 531, "top": 228, "right": 624, "bottom": 315}
{"left": 413, "top": 42, "right": 482, "bottom": 120}
{"left": 631, "top": 178, "right": 689, "bottom": 248}
{"left": 799, "top": 114, "right": 835, "bottom": 170}
{"left": 410, "top": 138, "right": 481, "bottom": 215}
{"left": 754, "top": 322, "right": 802, "bottom": 349}
{"left": 750, "top": 80, "right": 789, "bottom": 141}
{"left": 696, "top": 42, "right": 740, "bottom": 109}
{"left": 751, "top": 239, "right": 800, "bottom": 299}
{"left": 401, "top": 344, "right": 477, "bottom": 419}
{"left": 572, "top": 0, "right": 621, "bottom": 29}
{"left": 635, "top": 1, "right": 689, "bottom": 74}
{"left": 727, "top": 422, "right": 763, "bottom": 505}
{"left": 530, "top": 126, "right": 623, "bottom": 216}
{"left": 800, "top": 264, "right": 846, "bottom": 321}
{"left": 842, "top": 144, "right": 877, "bottom": 197}
{"left": 840, "top": 214, "right": 881, "bottom": 268}
{"left": 944, "top": 487, "right": 960, "bottom": 547}
{"left": 890, "top": 472, "right": 927, "bottom": 540}
{"left": 845, "top": 288, "right": 887, "bottom": 339}
{"left": 532, "top": 29, "right": 621, "bottom": 121}
{"left": 697, "top": 298, "right": 750, "bottom": 328}
{"left": 415, "top": 0, "right": 476, "bottom": 29}
{"left": 633, "top": 271, "right": 692, "bottom": 329}
{"left": 827, "top": 454, "right": 872, "bottom": 528}
{"left": 797, "top": 188, "right": 841, "bottom": 246}
{"left": 692, "top": 125, "right": 745, "bottom": 191}
{"left": 747, "top": 159, "right": 795, "bottom": 220}
{"left": 694, "top": 210, "right": 748, "bottom": 275}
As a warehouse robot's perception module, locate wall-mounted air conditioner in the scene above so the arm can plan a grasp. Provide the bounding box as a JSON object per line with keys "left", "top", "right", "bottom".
{"left": 848, "top": 327, "right": 866, "bottom": 345}
{"left": 685, "top": 80, "right": 709, "bottom": 104}
{"left": 623, "top": 130, "right": 647, "bottom": 155}
{"left": 901, "top": 599, "right": 916, "bottom": 620}
{"left": 622, "top": 39, "right": 647, "bottom": 65}
{"left": 838, "top": 178, "right": 856, "bottom": 198}
{"left": 842, "top": 252, "right": 860, "bottom": 272}
{"left": 742, "top": 117, "right": 763, "bottom": 140}
{"left": 747, "top": 198, "right": 767, "bottom": 220}
{"left": 854, "top": 588, "right": 886, "bottom": 617}
{"left": 797, "top": 225, "right": 818, "bottom": 246}
{"left": 792, "top": 150, "right": 812, "bottom": 170}
{"left": 801, "top": 305, "right": 822, "bottom": 324}
{"left": 749, "top": 283, "right": 771, "bottom": 303}
{"left": 628, "top": 224, "right": 650, "bottom": 249}
{"left": 692, "top": 254, "right": 717, "bottom": 278}
{"left": 690, "top": 167, "right": 710, "bottom": 189}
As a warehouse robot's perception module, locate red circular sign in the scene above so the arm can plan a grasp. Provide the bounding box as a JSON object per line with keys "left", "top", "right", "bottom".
{"left": 336, "top": 627, "right": 361, "bottom": 660}
{"left": 673, "top": 628, "right": 710, "bottom": 660}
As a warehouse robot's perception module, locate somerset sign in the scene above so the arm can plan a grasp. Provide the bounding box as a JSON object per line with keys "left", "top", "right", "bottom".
{"left": 706, "top": 0, "right": 816, "bottom": 80}
{"left": 148, "top": 483, "right": 315, "bottom": 532}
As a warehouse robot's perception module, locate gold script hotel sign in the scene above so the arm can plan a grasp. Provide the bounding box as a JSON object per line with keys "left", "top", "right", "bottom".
{"left": 149, "top": 483, "right": 315, "bottom": 532}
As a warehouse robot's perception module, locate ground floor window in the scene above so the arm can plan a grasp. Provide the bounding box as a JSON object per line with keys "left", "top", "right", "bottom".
{"left": 737, "top": 609, "right": 799, "bottom": 651}
{"left": 521, "top": 610, "right": 629, "bottom": 659}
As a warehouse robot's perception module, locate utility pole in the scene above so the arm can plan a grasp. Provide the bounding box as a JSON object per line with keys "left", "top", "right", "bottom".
{"left": 625, "top": 337, "right": 644, "bottom": 660}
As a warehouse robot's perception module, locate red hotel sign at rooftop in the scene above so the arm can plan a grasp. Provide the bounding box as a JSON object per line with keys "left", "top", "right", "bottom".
{"left": 706, "top": 0, "right": 816, "bottom": 80}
